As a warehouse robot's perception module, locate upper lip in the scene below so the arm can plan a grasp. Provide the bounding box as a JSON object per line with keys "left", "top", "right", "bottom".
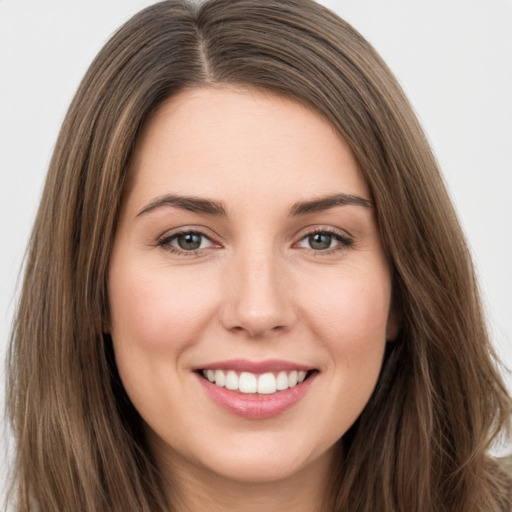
{"left": 194, "top": 359, "right": 315, "bottom": 373}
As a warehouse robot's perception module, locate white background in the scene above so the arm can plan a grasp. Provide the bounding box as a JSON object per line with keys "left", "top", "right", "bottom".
{"left": 1, "top": 0, "right": 511, "bottom": 499}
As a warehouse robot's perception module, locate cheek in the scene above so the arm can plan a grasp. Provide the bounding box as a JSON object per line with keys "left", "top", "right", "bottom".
{"left": 301, "top": 263, "right": 391, "bottom": 390}
{"left": 301, "top": 267, "right": 391, "bottom": 434}
{"left": 107, "top": 260, "right": 221, "bottom": 425}
{"left": 108, "top": 260, "right": 219, "bottom": 353}
{"left": 305, "top": 270, "right": 390, "bottom": 345}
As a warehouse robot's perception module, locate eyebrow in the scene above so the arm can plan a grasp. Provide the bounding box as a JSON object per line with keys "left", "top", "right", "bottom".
{"left": 287, "top": 193, "right": 372, "bottom": 216}
{"left": 136, "top": 192, "right": 372, "bottom": 218}
{"left": 136, "top": 194, "right": 227, "bottom": 217}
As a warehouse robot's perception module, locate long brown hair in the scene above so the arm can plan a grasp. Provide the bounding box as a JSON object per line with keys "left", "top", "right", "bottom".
{"left": 6, "top": 0, "right": 511, "bottom": 510}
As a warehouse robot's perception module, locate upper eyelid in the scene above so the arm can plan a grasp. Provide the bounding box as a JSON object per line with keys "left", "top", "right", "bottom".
{"left": 295, "top": 230, "right": 353, "bottom": 250}
{"left": 293, "top": 224, "right": 353, "bottom": 242}
{"left": 163, "top": 231, "right": 216, "bottom": 245}
{"left": 158, "top": 226, "right": 220, "bottom": 243}
{"left": 158, "top": 225, "right": 350, "bottom": 238}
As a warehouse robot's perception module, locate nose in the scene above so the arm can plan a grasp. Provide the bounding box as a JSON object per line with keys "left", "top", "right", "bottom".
{"left": 220, "top": 247, "right": 296, "bottom": 338}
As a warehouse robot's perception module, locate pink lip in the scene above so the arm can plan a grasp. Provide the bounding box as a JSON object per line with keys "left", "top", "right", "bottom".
{"left": 195, "top": 363, "right": 317, "bottom": 420}
{"left": 195, "top": 358, "right": 313, "bottom": 373}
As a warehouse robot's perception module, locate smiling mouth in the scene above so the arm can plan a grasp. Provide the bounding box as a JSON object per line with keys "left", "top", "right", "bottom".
{"left": 199, "top": 369, "right": 315, "bottom": 395}
{"left": 195, "top": 362, "right": 318, "bottom": 419}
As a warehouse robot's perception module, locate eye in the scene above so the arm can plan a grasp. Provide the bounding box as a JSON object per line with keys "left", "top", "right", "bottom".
{"left": 296, "top": 230, "right": 353, "bottom": 252}
{"left": 158, "top": 230, "right": 217, "bottom": 254}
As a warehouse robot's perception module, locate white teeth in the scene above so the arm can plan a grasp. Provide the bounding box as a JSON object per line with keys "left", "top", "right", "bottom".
{"left": 225, "top": 370, "right": 238, "bottom": 390}
{"left": 276, "top": 371, "right": 289, "bottom": 390}
{"left": 239, "top": 372, "right": 258, "bottom": 393}
{"left": 257, "top": 372, "right": 277, "bottom": 394}
{"left": 202, "top": 369, "right": 309, "bottom": 394}
{"left": 214, "top": 369, "right": 226, "bottom": 387}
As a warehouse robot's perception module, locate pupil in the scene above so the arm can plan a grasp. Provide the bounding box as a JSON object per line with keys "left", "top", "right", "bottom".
{"left": 309, "top": 233, "right": 331, "bottom": 250}
{"left": 178, "top": 233, "right": 202, "bottom": 250}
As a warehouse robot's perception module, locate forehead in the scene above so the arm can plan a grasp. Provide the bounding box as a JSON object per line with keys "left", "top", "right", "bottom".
{"left": 125, "top": 86, "right": 369, "bottom": 211}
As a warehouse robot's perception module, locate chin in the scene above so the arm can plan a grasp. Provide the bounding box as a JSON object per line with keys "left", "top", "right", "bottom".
{"left": 193, "top": 433, "right": 337, "bottom": 486}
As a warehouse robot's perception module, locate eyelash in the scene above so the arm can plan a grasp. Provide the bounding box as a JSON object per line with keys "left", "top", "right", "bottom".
{"left": 156, "top": 229, "right": 219, "bottom": 257}
{"left": 156, "top": 228, "right": 354, "bottom": 257}
{"left": 296, "top": 228, "right": 354, "bottom": 255}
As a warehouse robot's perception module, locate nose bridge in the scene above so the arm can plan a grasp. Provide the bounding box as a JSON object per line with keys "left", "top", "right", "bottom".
{"left": 221, "top": 241, "right": 294, "bottom": 337}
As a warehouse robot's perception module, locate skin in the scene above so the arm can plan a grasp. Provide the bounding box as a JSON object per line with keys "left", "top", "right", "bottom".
{"left": 107, "top": 86, "right": 397, "bottom": 511}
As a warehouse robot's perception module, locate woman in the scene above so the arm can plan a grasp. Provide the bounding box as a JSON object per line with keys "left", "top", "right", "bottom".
{"left": 6, "top": 0, "right": 511, "bottom": 510}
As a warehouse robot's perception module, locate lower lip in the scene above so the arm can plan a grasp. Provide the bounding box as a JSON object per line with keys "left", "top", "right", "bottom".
{"left": 196, "top": 372, "right": 316, "bottom": 420}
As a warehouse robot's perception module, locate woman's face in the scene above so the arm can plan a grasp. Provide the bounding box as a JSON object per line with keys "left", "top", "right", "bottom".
{"left": 108, "top": 87, "right": 396, "bottom": 486}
